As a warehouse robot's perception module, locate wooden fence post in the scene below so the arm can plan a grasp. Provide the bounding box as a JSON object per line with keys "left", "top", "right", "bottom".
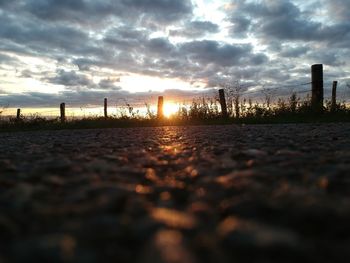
{"left": 60, "top": 103, "right": 66, "bottom": 123}
{"left": 331, "top": 81, "right": 338, "bottom": 112}
{"left": 311, "top": 64, "right": 324, "bottom": 113}
{"left": 219, "top": 89, "right": 228, "bottom": 118}
{"left": 157, "top": 96, "right": 164, "bottom": 119}
{"left": 104, "top": 98, "right": 108, "bottom": 118}
{"left": 16, "top": 109, "right": 21, "bottom": 120}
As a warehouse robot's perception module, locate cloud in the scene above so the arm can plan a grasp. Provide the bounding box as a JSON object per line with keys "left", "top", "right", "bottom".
{"left": 122, "top": 0, "right": 193, "bottom": 23}
{"left": 306, "top": 50, "right": 346, "bottom": 67}
{"left": 0, "top": 0, "right": 267, "bottom": 90}
{"left": 280, "top": 46, "right": 310, "bottom": 58}
{"left": 99, "top": 78, "right": 121, "bottom": 90}
{"left": 324, "top": 0, "right": 350, "bottom": 22}
{"left": 1, "top": 90, "right": 131, "bottom": 108}
{"left": 0, "top": 12, "right": 92, "bottom": 57}
{"left": 169, "top": 21, "right": 219, "bottom": 38}
{"left": 228, "top": 0, "right": 350, "bottom": 45}
{"left": 0, "top": 88, "right": 216, "bottom": 108}
{"left": 43, "top": 70, "right": 122, "bottom": 91}
{"left": 20, "top": 70, "right": 34, "bottom": 78}
{"left": 180, "top": 40, "right": 260, "bottom": 67}
{"left": 45, "top": 70, "right": 93, "bottom": 87}
{"left": 0, "top": 0, "right": 14, "bottom": 7}
{"left": 21, "top": 0, "right": 193, "bottom": 24}
{"left": 146, "top": 38, "right": 176, "bottom": 55}
{"left": 226, "top": 0, "right": 350, "bottom": 71}
{"left": 0, "top": 53, "right": 19, "bottom": 65}
{"left": 24, "top": 0, "right": 87, "bottom": 21}
{"left": 229, "top": 15, "right": 251, "bottom": 37}
{"left": 0, "top": 0, "right": 349, "bottom": 107}
{"left": 229, "top": 0, "right": 316, "bottom": 41}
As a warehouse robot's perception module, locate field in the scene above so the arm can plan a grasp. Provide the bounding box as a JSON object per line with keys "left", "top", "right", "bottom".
{"left": 0, "top": 123, "right": 350, "bottom": 262}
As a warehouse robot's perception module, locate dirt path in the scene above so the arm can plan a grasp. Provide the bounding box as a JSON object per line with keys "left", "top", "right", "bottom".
{"left": 1, "top": 123, "right": 350, "bottom": 262}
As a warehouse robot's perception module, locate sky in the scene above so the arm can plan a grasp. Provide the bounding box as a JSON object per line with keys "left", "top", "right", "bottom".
{"left": 0, "top": 0, "right": 349, "bottom": 111}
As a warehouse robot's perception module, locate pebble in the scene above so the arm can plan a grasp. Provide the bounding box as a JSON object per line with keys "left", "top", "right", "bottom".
{"left": 140, "top": 229, "right": 197, "bottom": 263}
{"left": 150, "top": 207, "right": 197, "bottom": 229}
{"left": 0, "top": 124, "right": 349, "bottom": 262}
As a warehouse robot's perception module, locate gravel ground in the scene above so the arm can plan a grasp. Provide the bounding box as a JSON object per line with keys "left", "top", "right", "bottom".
{"left": 0, "top": 123, "right": 350, "bottom": 263}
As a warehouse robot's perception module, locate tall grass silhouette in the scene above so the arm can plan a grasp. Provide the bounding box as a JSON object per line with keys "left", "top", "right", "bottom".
{"left": 1, "top": 91, "right": 349, "bottom": 131}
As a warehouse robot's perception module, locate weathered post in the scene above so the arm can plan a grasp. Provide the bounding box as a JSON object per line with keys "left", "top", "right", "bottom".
{"left": 157, "top": 96, "right": 164, "bottom": 119}
{"left": 331, "top": 81, "right": 338, "bottom": 112}
{"left": 311, "top": 64, "right": 324, "bottom": 113}
{"left": 16, "top": 109, "right": 21, "bottom": 120}
{"left": 104, "top": 98, "right": 108, "bottom": 118}
{"left": 219, "top": 89, "right": 228, "bottom": 118}
{"left": 60, "top": 103, "right": 66, "bottom": 123}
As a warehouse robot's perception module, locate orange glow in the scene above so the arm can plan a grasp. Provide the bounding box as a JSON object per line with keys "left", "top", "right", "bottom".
{"left": 163, "top": 102, "right": 179, "bottom": 118}
{"left": 135, "top": 184, "right": 153, "bottom": 194}
{"left": 151, "top": 207, "right": 197, "bottom": 229}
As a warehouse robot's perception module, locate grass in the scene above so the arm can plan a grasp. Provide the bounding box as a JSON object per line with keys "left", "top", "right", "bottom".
{"left": 1, "top": 93, "right": 349, "bottom": 132}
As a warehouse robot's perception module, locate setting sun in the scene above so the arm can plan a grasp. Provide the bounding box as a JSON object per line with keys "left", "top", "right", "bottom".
{"left": 163, "top": 102, "right": 179, "bottom": 118}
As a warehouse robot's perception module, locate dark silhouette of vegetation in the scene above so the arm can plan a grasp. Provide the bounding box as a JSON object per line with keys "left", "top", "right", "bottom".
{"left": 1, "top": 92, "right": 349, "bottom": 132}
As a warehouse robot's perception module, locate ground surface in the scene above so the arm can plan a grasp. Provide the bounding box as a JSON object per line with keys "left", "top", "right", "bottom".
{"left": 0, "top": 123, "right": 349, "bottom": 263}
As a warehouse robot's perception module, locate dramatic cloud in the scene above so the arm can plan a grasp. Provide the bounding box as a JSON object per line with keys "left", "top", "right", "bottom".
{"left": 0, "top": 12, "right": 92, "bottom": 58}
{"left": 180, "top": 40, "right": 258, "bottom": 67}
{"left": 1, "top": 88, "right": 215, "bottom": 108}
{"left": 23, "top": 0, "right": 193, "bottom": 24}
{"left": 229, "top": 15, "right": 251, "bottom": 37}
{"left": 325, "top": 0, "right": 350, "bottom": 22}
{"left": 170, "top": 21, "right": 219, "bottom": 38}
{"left": 0, "top": 0, "right": 349, "bottom": 109}
{"left": 227, "top": 0, "right": 350, "bottom": 77}
{"left": 46, "top": 70, "right": 93, "bottom": 87}
{"left": 0, "top": 53, "right": 18, "bottom": 65}
{"left": 228, "top": 0, "right": 350, "bottom": 45}
{"left": 99, "top": 78, "right": 121, "bottom": 90}
{"left": 279, "top": 46, "right": 310, "bottom": 58}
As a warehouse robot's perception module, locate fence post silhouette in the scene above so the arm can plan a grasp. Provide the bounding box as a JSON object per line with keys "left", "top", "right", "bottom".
{"left": 219, "top": 89, "right": 228, "bottom": 118}
{"left": 16, "top": 109, "right": 21, "bottom": 120}
{"left": 331, "top": 81, "right": 338, "bottom": 112}
{"left": 60, "top": 103, "right": 66, "bottom": 123}
{"left": 104, "top": 98, "right": 108, "bottom": 118}
{"left": 157, "top": 96, "right": 164, "bottom": 119}
{"left": 311, "top": 64, "right": 324, "bottom": 113}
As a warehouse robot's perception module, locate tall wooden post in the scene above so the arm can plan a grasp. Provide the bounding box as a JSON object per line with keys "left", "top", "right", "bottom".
{"left": 60, "top": 103, "right": 66, "bottom": 123}
{"left": 331, "top": 81, "right": 337, "bottom": 112}
{"left": 219, "top": 89, "right": 228, "bottom": 118}
{"left": 157, "top": 96, "right": 164, "bottom": 119}
{"left": 311, "top": 64, "right": 324, "bottom": 113}
{"left": 16, "top": 109, "right": 21, "bottom": 120}
{"left": 104, "top": 98, "right": 108, "bottom": 118}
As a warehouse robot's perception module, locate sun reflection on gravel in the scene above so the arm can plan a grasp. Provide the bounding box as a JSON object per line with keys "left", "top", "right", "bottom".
{"left": 0, "top": 124, "right": 349, "bottom": 262}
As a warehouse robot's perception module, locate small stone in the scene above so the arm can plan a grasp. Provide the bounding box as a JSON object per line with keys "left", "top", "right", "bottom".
{"left": 275, "top": 150, "right": 302, "bottom": 156}
{"left": 12, "top": 234, "right": 94, "bottom": 263}
{"left": 0, "top": 215, "right": 19, "bottom": 241}
{"left": 241, "top": 149, "right": 268, "bottom": 158}
{"left": 139, "top": 230, "right": 197, "bottom": 263}
{"left": 150, "top": 208, "right": 197, "bottom": 229}
{"left": 217, "top": 216, "right": 299, "bottom": 249}
{"left": 216, "top": 170, "right": 255, "bottom": 185}
{"left": 42, "top": 175, "right": 65, "bottom": 186}
{"left": 0, "top": 159, "right": 17, "bottom": 172}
